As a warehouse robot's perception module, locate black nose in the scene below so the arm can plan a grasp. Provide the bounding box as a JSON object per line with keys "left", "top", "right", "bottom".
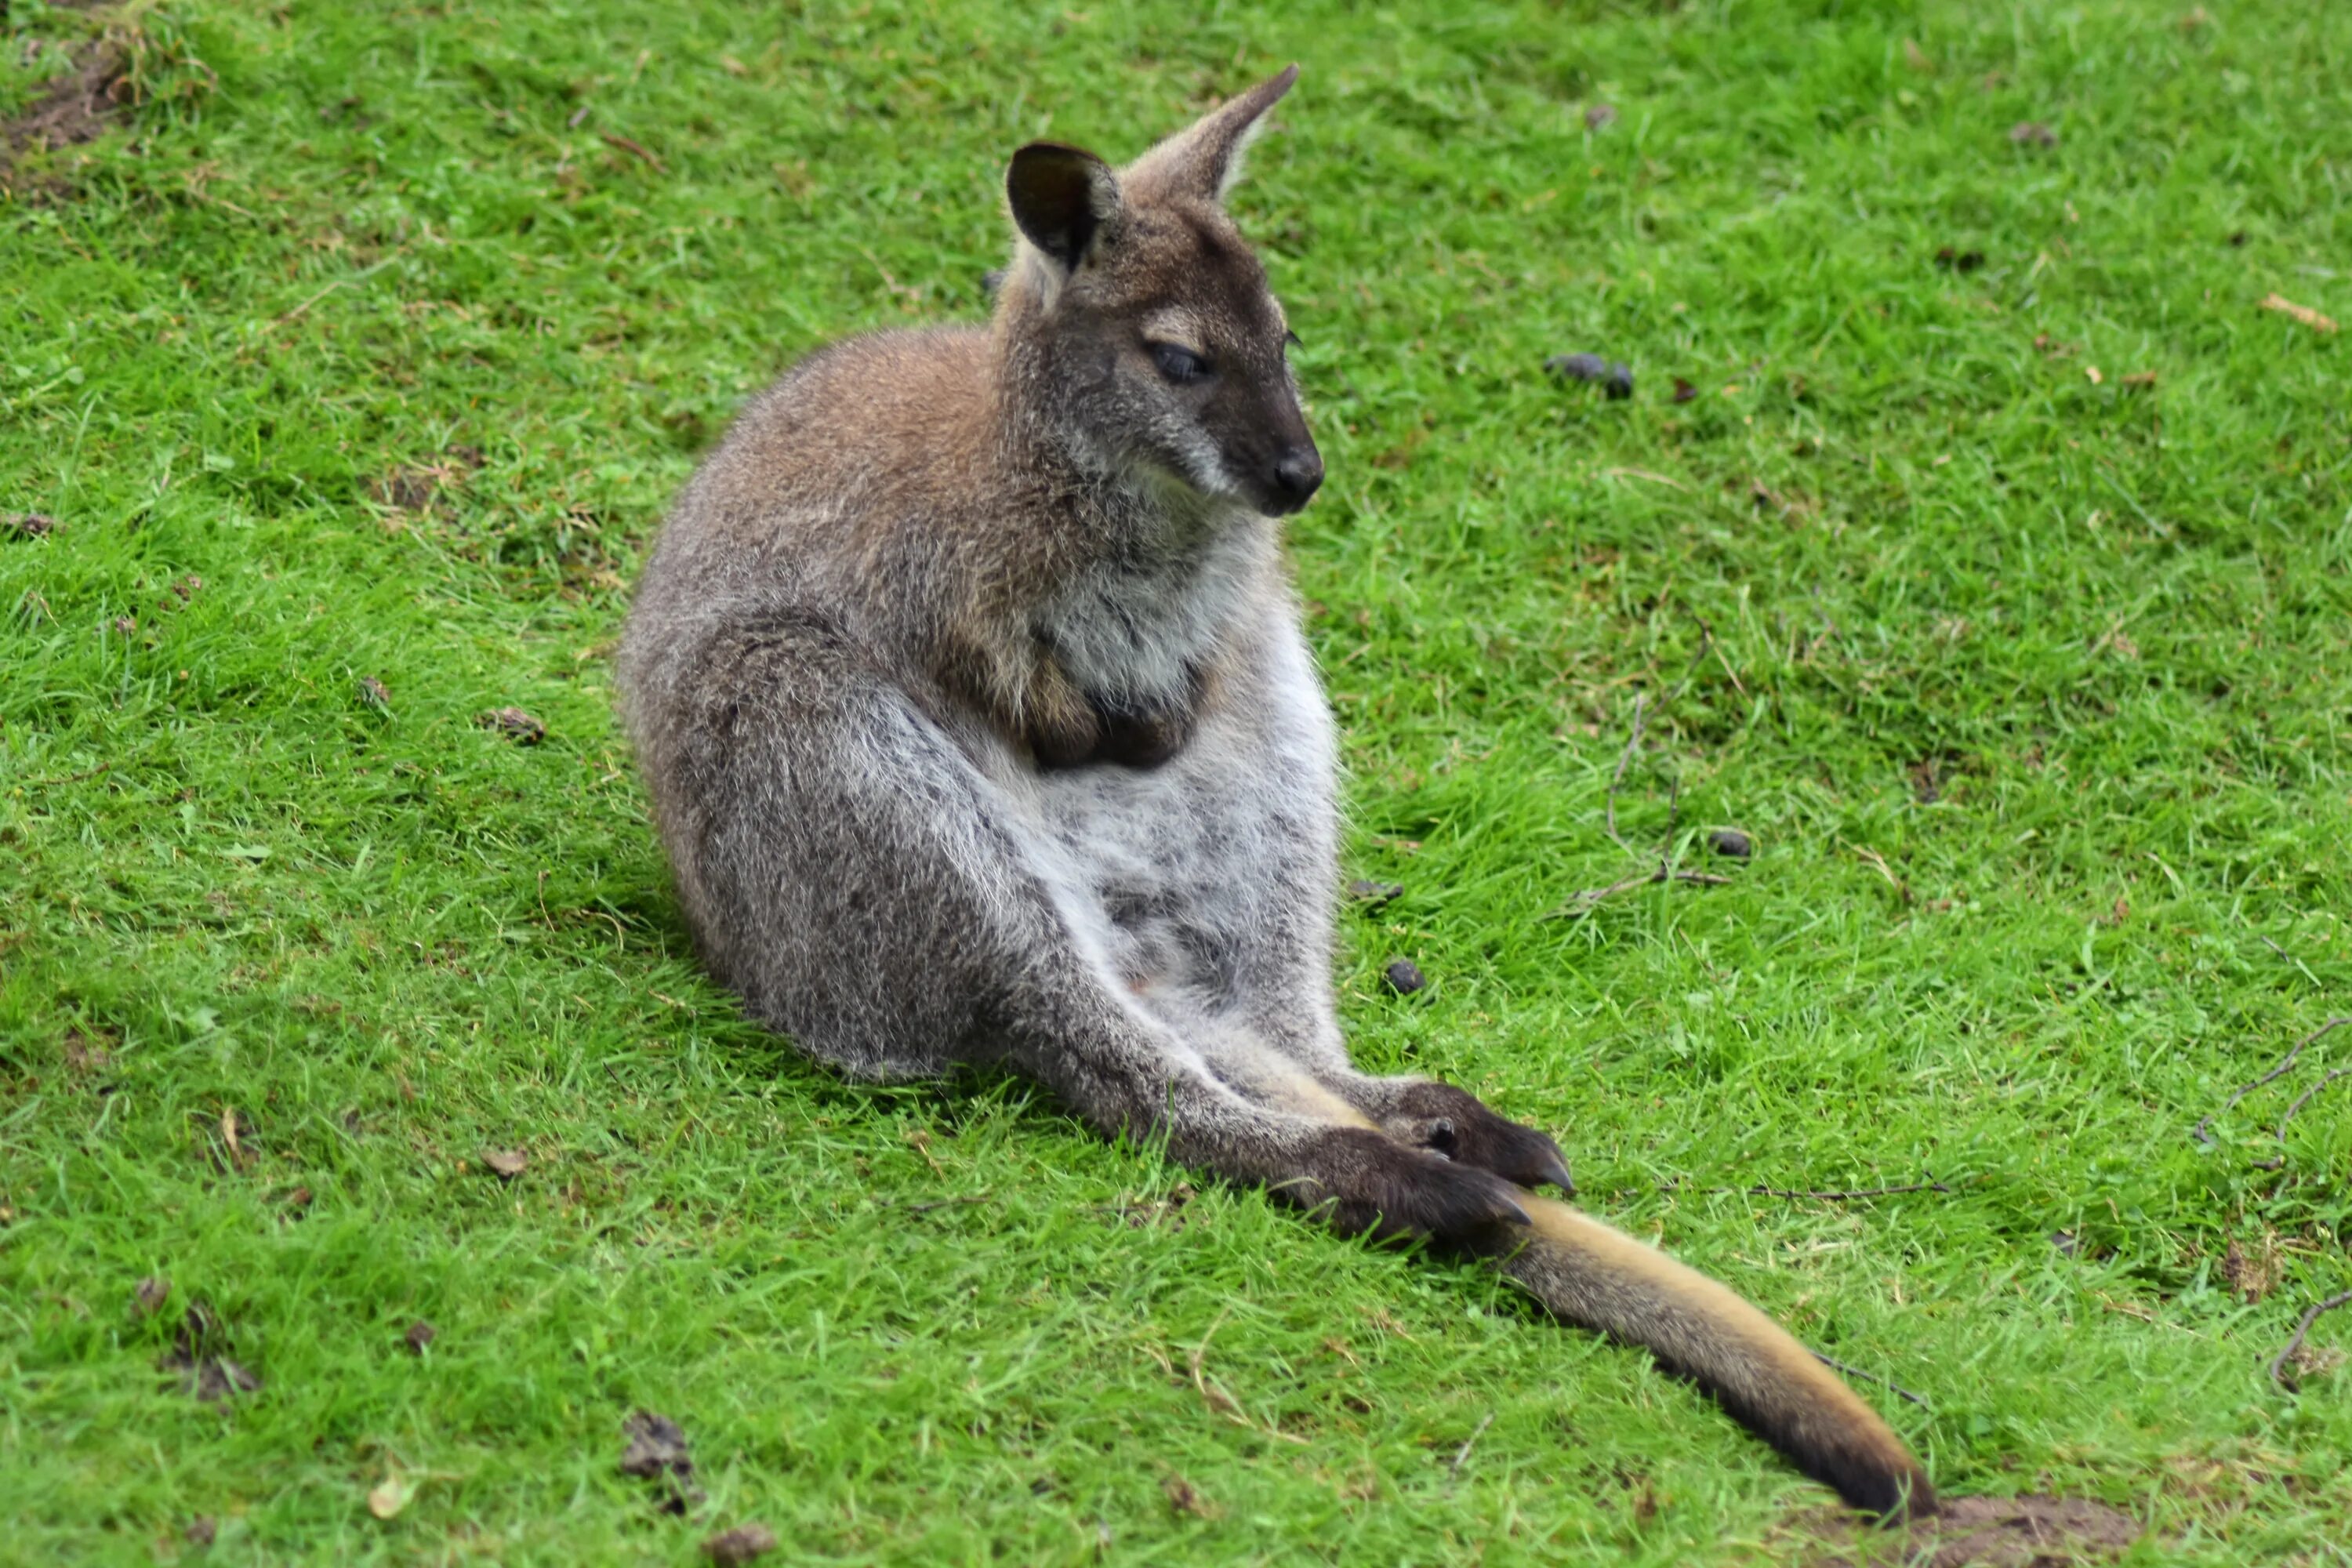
{"left": 1272, "top": 447, "right": 1323, "bottom": 510}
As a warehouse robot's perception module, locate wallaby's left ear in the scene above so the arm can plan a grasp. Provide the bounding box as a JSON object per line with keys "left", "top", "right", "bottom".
{"left": 1007, "top": 142, "right": 1123, "bottom": 274}
{"left": 1123, "top": 64, "right": 1299, "bottom": 205}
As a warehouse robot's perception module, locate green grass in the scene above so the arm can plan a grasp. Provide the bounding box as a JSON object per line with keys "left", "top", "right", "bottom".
{"left": 4, "top": 0, "right": 2350, "bottom": 1561}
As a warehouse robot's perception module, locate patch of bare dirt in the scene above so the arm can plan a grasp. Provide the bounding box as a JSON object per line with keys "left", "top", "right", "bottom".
{"left": 1786, "top": 1495, "right": 2142, "bottom": 1566}
{"left": 2, "top": 35, "right": 128, "bottom": 180}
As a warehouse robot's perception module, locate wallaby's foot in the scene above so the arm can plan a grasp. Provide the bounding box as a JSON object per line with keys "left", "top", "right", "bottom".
{"left": 1277, "top": 1124, "right": 1533, "bottom": 1241}
{"left": 1381, "top": 1082, "right": 1575, "bottom": 1195}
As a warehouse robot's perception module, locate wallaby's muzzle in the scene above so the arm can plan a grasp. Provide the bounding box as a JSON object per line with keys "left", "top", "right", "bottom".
{"left": 1266, "top": 444, "right": 1323, "bottom": 514}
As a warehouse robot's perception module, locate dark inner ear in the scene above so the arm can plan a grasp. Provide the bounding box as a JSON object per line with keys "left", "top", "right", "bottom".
{"left": 1007, "top": 143, "right": 1116, "bottom": 271}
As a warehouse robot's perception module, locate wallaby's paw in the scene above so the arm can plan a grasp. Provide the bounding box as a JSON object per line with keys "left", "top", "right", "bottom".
{"left": 1283, "top": 1126, "right": 1532, "bottom": 1241}
{"left": 1384, "top": 1082, "right": 1575, "bottom": 1195}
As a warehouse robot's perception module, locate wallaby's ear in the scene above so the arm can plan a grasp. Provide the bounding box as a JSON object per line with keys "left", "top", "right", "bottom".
{"left": 1123, "top": 64, "right": 1299, "bottom": 205}
{"left": 1006, "top": 142, "right": 1122, "bottom": 273}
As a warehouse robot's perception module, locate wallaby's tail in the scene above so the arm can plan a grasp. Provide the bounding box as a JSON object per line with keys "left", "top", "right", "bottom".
{"left": 1472, "top": 1192, "right": 1936, "bottom": 1521}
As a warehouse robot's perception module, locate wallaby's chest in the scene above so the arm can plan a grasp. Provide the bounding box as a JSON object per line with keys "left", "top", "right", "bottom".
{"left": 1018, "top": 619, "right": 1338, "bottom": 1004}
{"left": 1035, "top": 521, "right": 1265, "bottom": 713}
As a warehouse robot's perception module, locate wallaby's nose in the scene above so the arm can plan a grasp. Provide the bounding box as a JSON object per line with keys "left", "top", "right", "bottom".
{"left": 1272, "top": 448, "right": 1323, "bottom": 511}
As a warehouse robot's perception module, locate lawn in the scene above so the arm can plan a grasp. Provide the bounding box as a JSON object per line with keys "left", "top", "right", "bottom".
{"left": 3, "top": 0, "right": 2349, "bottom": 1561}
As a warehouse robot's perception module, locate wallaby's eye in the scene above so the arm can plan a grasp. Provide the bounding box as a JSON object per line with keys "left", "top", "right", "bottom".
{"left": 1150, "top": 343, "right": 1210, "bottom": 386}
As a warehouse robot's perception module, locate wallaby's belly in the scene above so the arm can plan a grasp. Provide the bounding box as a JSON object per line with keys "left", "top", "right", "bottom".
{"left": 1013, "top": 622, "right": 1338, "bottom": 1019}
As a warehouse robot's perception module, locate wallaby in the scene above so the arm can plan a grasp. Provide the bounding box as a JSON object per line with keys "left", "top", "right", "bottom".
{"left": 618, "top": 67, "right": 1935, "bottom": 1520}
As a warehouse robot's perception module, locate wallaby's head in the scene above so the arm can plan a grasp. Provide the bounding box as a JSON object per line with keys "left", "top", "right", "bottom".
{"left": 997, "top": 67, "right": 1321, "bottom": 517}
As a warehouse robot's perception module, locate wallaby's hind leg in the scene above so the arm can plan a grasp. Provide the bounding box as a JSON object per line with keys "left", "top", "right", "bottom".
{"left": 630, "top": 604, "right": 1530, "bottom": 1240}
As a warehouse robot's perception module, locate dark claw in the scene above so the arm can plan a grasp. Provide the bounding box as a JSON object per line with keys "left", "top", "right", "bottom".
{"left": 1385, "top": 1082, "right": 1576, "bottom": 1195}
{"left": 1290, "top": 1127, "right": 1532, "bottom": 1243}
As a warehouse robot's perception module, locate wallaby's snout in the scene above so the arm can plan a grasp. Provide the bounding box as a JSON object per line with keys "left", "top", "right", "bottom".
{"left": 1265, "top": 441, "right": 1323, "bottom": 514}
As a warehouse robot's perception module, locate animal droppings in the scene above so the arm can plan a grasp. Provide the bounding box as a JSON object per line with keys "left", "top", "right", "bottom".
{"left": 1383, "top": 958, "right": 1426, "bottom": 995}
{"left": 1544, "top": 354, "right": 1633, "bottom": 399}
{"left": 476, "top": 708, "right": 546, "bottom": 745}
{"left": 703, "top": 1525, "right": 779, "bottom": 1565}
{"left": 620, "top": 1409, "right": 706, "bottom": 1514}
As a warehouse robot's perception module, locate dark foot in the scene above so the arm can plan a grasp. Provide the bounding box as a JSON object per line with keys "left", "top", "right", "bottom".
{"left": 1278, "top": 1125, "right": 1531, "bottom": 1242}
{"left": 1382, "top": 1082, "right": 1574, "bottom": 1195}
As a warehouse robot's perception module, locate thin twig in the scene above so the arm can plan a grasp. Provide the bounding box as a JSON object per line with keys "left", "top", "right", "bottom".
{"left": 1602, "top": 695, "right": 1648, "bottom": 851}
{"left": 2191, "top": 1017, "right": 2352, "bottom": 1145}
{"left": 1544, "top": 865, "right": 1733, "bottom": 918}
{"left": 2277, "top": 1067, "right": 2352, "bottom": 1141}
{"left": 1577, "top": 615, "right": 1728, "bottom": 906}
{"left": 1187, "top": 1306, "right": 1307, "bottom": 1445}
{"left": 600, "top": 132, "right": 667, "bottom": 172}
{"left": 1449, "top": 1413, "right": 1495, "bottom": 1476}
{"left": 24, "top": 761, "right": 112, "bottom": 789}
{"left": 273, "top": 278, "right": 347, "bottom": 325}
{"left": 1664, "top": 616, "right": 1715, "bottom": 707}
{"left": 902, "top": 1193, "right": 989, "bottom": 1214}
{"left": 1748, "top": 1180, "right": 1951, "bottom": 1201}
{"left": 2270, "top": 1289, "right": 2352, "bottom": 1393}
{"left": 1813, "top": 1352, "right": 1929, "bottom": 1409}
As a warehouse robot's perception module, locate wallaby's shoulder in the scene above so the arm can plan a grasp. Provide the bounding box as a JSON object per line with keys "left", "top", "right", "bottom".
{"left": 684, "top": 325, "right": 1000, "bottom": 525}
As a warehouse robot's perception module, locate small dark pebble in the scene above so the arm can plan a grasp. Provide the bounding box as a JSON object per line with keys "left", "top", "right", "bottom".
{"left": 1584, "top": 103, "right": 1617, "bottom": 131}
{"left": 1671, "top": 376, "right": 1697, "bottom": 404}
{"left": 703, "top": 1524, "right": 779, "bottom": 1566}
{"left": 1602, "top": 361, "right": 1633, "bottom": 399}
{"left": 1707, "top": 829, "right": 1752, "bottom": 859}
{"left": 1345, "top": 878, "right": 1404, "bottom": 909}
{"left": 187, "top": 1517, "right": 216, "bottom": 1548}
{"left": 2050, "top": 1229, "right": 2079, "bottom": 1257}
{"left": 3, "top": 511, "right": 59, "bottom": 539}
{"left": 1382, "top": 957, "right": 1425, "bottom": 995}
{"left": 2227, "top": 230, "right": 2248, "bottom": 247}
{"left": 1933, "top": 246, "right": 1986, "bottom": 273}
{"left": 476, "top": 707, "right": 545, "bottom": 745}
{"left": 405, "top": 1319, "right": 437, "bottom": 1354}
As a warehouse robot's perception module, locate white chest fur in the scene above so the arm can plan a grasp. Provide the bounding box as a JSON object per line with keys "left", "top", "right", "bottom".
{"left": 1036, "top": 511, "right": 1274, "bottom": 707}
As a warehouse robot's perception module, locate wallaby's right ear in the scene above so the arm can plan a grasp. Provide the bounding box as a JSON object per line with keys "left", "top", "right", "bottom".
{"left": 1006, "top": 143, "right": 1122, "bottom": 274}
